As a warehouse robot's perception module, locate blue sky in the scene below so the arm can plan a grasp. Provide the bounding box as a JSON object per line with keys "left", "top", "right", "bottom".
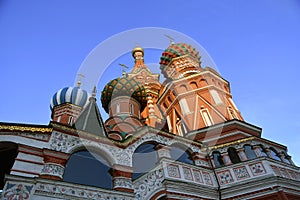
{"left": 0, "top": 0, "right": 299, "bottom": 165}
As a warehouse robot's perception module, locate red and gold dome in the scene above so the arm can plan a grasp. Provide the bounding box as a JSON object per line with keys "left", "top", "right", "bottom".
{"left": 160, "top": 43, "right": 201, "bottom": 79}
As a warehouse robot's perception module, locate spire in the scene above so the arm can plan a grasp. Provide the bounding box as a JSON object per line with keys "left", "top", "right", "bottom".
{"left": 164, "top": 34, "right": 175, "bottom": 44}
{"left": 119, "top": 63, "right": 129, "bottom": 77}
{"left": 73, "top": 87, "right": 107, "bottom": 137}
{"left": 76, "top": 74, "right": 85, "bottom": 88}
{"left": 92, "top": 86, "right": 97, "bottom": 97}
{"left": 77, "top": 80, "right": 81, "bottom": 87}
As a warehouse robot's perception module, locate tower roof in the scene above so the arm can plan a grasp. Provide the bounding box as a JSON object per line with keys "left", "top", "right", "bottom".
{"left": 159, "top": 43, "right": 201, "bottom": 79}
{"left": 73, "top": 93, "right": 107, "bottom": 137}
{"left": 160, "top": 43, "right": 201, "bottom": 67}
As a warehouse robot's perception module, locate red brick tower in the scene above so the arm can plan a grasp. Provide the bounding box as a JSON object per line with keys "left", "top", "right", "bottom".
{"left": 158, "top": 43, "right": 243, "bottom": 138}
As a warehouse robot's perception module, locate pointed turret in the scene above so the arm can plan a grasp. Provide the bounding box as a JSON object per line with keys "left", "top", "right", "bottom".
{"left": 131, "top": 45, "right": 145, "bottom": 73}
{"left": 73, "top": 87, "right": 107, "bottom": 137}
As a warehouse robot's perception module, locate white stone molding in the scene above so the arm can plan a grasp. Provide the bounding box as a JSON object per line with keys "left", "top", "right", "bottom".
{"left": 49, "top": 131, "right": 123, "bottom": 165}
{"left": 134, "top": 168, "right": 164, "bottom": 200}
{"left": 113, "top": 177, "right": 133, "bottom": 190}
{"left": 40, "top": 163, "right": 65, "bottom": 179}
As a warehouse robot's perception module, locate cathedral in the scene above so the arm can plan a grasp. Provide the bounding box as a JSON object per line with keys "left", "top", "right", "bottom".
{"left": 0, "top": 41, "right": 300, "bottom": 200}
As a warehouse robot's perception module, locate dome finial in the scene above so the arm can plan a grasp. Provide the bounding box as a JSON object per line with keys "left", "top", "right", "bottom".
{"left": 164, "top": 34, "right": 175, "bottom": 44}
{"left": 77, "top": 80, "right": 82, "bottom": 87}
{"left": 76, "top": 74, "right": 85, "bottom": 87}
{"left": 132, "top": 44, "right": 144, "bottom": 60}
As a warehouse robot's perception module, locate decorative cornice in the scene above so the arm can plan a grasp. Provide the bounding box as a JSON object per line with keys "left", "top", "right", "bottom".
{"left": 208, "top": 134, "right": 288, "bottom": 152}
{"left": 120, "top": 126, "right": 203, "bottom": 149}
{"left": 0, "top": 124, "right": 52, "bottom": 133}
{"left": 209, "top": 136, "right": 255, "bottom": 150}
{"left": 50, "top": 121, "right": 76, "bottom": 133}
{"left": 186, "top": 119, "right": 262, "bottom": 138}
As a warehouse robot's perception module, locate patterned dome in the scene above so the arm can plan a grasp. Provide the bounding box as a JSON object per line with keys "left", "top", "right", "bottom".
{"left": 160, "top": 42, "right": 201, "bottom": 70}
{"left": 101, "top": 77, "right": 147, "bottom": 113}
{"left": 50, "top": 87, "right": 90, "bottom": 110}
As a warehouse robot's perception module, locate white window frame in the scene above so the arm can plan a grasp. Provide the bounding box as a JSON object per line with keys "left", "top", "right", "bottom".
{"left": 166, "top": 115, "right": 172, "bottom": 132}
{"left": 116, "top": 103, "right": 120, "bottom": 113}
{"left": 176, "top": 120, "right": 186, "bottom": 137}
{"left": 200, "top": 109, "right": 214, "bottom": 126}
{"left": 130, "top": 103, "right": 134, "bottom": 114}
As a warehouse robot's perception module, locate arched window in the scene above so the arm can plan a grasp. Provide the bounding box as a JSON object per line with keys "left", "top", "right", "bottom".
{"left": 130, "top": 103, "right": 134, "bottom": 114}
{"left": 63, "top": 150, "right": 112, "bottom": 189}
{"left": 282, "top": 153, "right": 292, "bottom": 164}
{"left": 269, "top": 148, "right": 282, "bottom": 161}
{"left": 244, "top": 145, "right": 257, "bottom": 160}
{"left": 259, "top": 145, "right": 268, "bottom": 157}
{"left": 212, "top": 79, "right": 216, "bottom": 85}
{"left": 116, "top": 103, "right": 120, "bottom": 113}
{"left": 171, "top": 90, "right": 177, "bottom": 97}
{"left": 0, "top": 142, "right": 18, "bottom": 190}
{"left": 228, "top": 147, "right": 241, "bottom": 164}
{"left": 218, "top": 82, "right": 222, "bottom": 88}
{"left": 212, "top": 151, "right": 224, "bottom": 168}
{"left": 157, "top": 196, "right": 167, "bottom": 200}
{"left": 163, "top": 103, "right": 168, "bottom": 109}
{"left": 170, "top": 145, "right": 193, "bottom": 165}
{"left": 180, "top": 84, "right": 188, "bottom": 92}
{"left": 200, "top": 79, "right": 208, "bottom": 86}
{"left": 132, "top": 143, "right": 158, "bottom": 180}
{"left": 167, "top": 96, "right": 172, "bottom": 104}
{"left": 190, "top": 81, "right": 198, "bottom": 89}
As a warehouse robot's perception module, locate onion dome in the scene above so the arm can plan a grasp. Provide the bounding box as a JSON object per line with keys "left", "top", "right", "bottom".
{"left": 101, "top": 77, "right": 147, "bottom": 113}
{"left": 50, "top": 87, "right": 90, "bottom": 110}
{"left": 160, "top": 43, "right": 201, "bottom": 74}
